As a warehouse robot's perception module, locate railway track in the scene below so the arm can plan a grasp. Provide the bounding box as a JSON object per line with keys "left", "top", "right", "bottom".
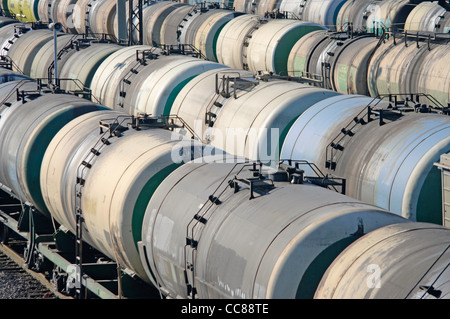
{"left": 0, "top": 242, "right": 68, "bottom": 299}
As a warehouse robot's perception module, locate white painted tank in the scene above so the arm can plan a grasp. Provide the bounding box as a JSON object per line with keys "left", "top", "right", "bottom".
{"left": 139, "top": 160, "right": 408, "bottom": 298}
{"left": 7, "top": 29, "right": 54, "bottom": 75}
{"left": 90, "top": 44, "right": 158, "bottom": 108}
{"left": 367, "top": 36, "right": 428, "bottom": 98}
{"left": 144, "top": 1, "right": 186, "bottom": 46}
{"left": 59, "top": 43, "right": 120, "bottom": 92}
{"left": 365, "top": 0, "right": 415, "bottom": 34}
{"left": 404, "top": 1, "right": 448, "bottom": 33}
{"left": 216, "top": 14, "right": 262, "bottom": 69}
{"left": 415, "top": 44, "right": 450, "bottom": 108}
{"left": 88, "top": 0, "right": 116, "bottom": 36}
{"left": 29, "top": 33, "right": 75, "bottom": 79}
{"left": 120, "top": 55, "right": 226, "bottom": 116}
{"left": 208, "top": 79, "right": 339, "bottom": 164}
{"left": 159, "top": 4, "right": 193, "bottom": 45}
{"left": 315, "top": 222, "right": 450, "bottom": 299}
{"left": 41, "top": 110, "right": 214, "bottom": 280}
{"left": 192, "top": 10, "right": 243, "bottom": 62}
{"left": 171, "top": 67, "right": 255, "bottom": 137}
{"left": 302, "top": 0, "right": 348, "bottom": 27}
{"left": 245, "top": 19, "right": 326, "bottom": 75}
{"left": 0, "top": 92, "right": 106, "bottom": 216}
{"left": 280, "top": 94, "right": 450, "bottom": 224}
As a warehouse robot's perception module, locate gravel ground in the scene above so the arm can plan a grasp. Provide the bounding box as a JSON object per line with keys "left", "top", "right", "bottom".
{"left": 0, "top": 251, "right": 56, "bottom": 299}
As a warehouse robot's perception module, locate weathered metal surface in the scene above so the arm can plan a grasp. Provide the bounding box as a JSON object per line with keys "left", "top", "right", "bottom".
{"left": 29, "top": 33, "right": 75, "bottom": 79}
{"left": 0, "top": 93, "right": 104, "bottom": 216}
{"left": 7, "top": 29, "right": 54, "bottom": 75}
{"left": 404, "top": 1, "right": 448, "bottom": 33}
{"left": 246, "top": 19, "right": 326, "bottom": 75}
{"left": 415, "top": 44, "right": 450, "bottom": 108}
{"left": 281, "top": 94, "right": 450, "bottom": 224}
{"left": 90, "top": 44, "right": 158, "bottom": 108}
{"left": 335, "top": 0, "right": 377, "bottom": 32}
{"left": 367, "top": 36, "right": 428, "bottom": 98}
{"left": 41, "top": 110, "right": 206, "bottom": 281}
{"left": 216, "top": 14, "right": 265, "bottom": 70}
{"left": 159, "top": 5, "right": 193, "bottom": 45}
{"left": 140, "top": 161, "right": 407, "bottom": 298}
{"left": 120, "top": 55, "right": 225, "bottom": 116}
{"left": 208, "top": 80, "right": 339, "bottom": 163}
{"left": 58, "top": 43, "right": 120, "bottom": 91}
{"left": 315, "top": 222, "right": 450, "bottom": 299}
{"left": 365, "top": 0, "right": 415, "bottom": 34}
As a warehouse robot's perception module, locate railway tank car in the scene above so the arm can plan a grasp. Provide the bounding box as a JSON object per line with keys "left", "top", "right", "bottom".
{"left": 0, "top": 66, "right": 428, "bottom": 300}
{"left": 315, "top": 222, "right": 450, "bottom": 299}
{"left": 0, "top": 12, "right": 448, "bottom": 226}
{"left": 404, "top": 1, "right": 450, "bottom": 33}
{"left": 139, "top": 159, "right": 409, "bottom": 299}
{"left": 280, "top": 94, "right": 450, "bottom": 225}
{"left": 0, "top": 0, "right": 449, "bottom": 300}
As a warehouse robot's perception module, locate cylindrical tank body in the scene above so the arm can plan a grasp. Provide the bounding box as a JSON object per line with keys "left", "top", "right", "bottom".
{"left": 119, "top": 55, "right": 227, "bottom": 117}
{"left": 159, "top": 4, "right": 193, "bottom": 45}
{"left": 29, "top": 33, "right": 76, "bottom": 79}
{"left": 0, "top": 76, "right": 36, "bottom": 119}
{"left": 0, "top": 23, "right": 28, "bottom": 57}
{"left": 404, "top": 1, "right": 448, "bottom": 33}
{"left": 0, "top": 16, "right": 18, "bottom": 28}
{"left": 90, "top": 44, "right": 158, "bottom": 108}
{"left": 7, "top": 29, "right": 54, "bottom": 75}
{"left": 216, "top": 14, "right": 262, "bottom": 69}
{"left": 207, "top": 80, "right": 340, "bottom": 163}
{"left": 278, "top": 0, "right": 307, "bottom": 19}
{"left": 142, "top": 1, "right": 185, "bottom": 46}
{"left": 330, "top": 35, "right": 378, "bottom": 95}
{"left": 256, "top": 0, "right": 280, "bottom": 16}
{"left": 315, "top": 222, "right": 450, "bottom": 299}
{"left": 41, "top": 111, "right": 210, "bottom": 280}
{"left": 192, "top": 10, "right": 243, "bottom": 62}
{"left": 245, "top": 19, "right": 326, "bottom": 75}
{"left": 72, "top": 0, "right": 92, "bottom": 34}
{"left": 38, "top": 0, "right": 50, "bottom": 22}
{"left": 301, "top": 0, "right": 348, "bottom": 27}
{"left": 415, "top": 44, "right": 450, "bottom": 108}
{"left": 88, "top": 0, "right": 116, "bottom": 36}
{"left": 0, "top": 67, "right": 33, "bottom": 87}
{"left": 365, "top": 0, "right": 415, "bottom": 34}
{"left": 287, "top": 29, "right": 330, "bottom": 77}
{"left": 140, "top": 161, "right": 408, "bottom": 298}
{"left": 170, "top": 67, "right": 255, "bottom": 136}
{"left": 55, "top": 0, "right": 78, "bottom": 33}
{"left": 336, "top": 0, "right": 380, "bottom": 32}
{"left": 0, "top": 92, "right": 106, "bottom": 216}
{"left": 233, "top": 0, "right": 257, "bottom": 14}
{"left": 281, "top": 94, "right": 450, "bottom": 224}
{"left": 367, "top": 36, "right": 429, "bottom": 98}
{"left": 59, "top": 43, "right": 120, "bottom": 92}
